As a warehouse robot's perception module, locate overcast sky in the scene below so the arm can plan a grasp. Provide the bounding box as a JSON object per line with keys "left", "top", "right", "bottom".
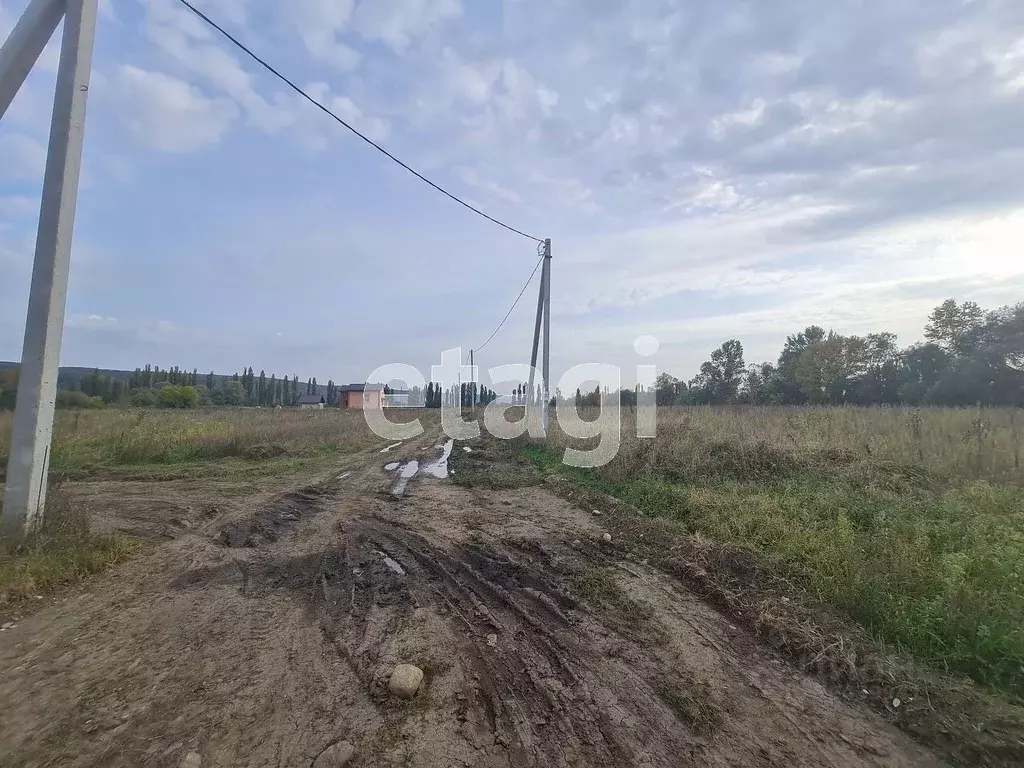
{"left": 2, "top": 0, "right": 1023, "bottom": 387}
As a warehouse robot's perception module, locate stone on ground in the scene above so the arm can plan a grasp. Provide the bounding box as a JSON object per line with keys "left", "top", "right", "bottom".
{"left": 388, "top": 664, "right": 424, "bottom": 699}
{"left": 181, "top": 752, "right": 202, "bottom": 768}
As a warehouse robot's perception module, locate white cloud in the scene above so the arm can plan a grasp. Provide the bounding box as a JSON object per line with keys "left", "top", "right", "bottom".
{"left": 455, "top": 165, "right": 520, "bottom": 203}
{"left": 352, "top": 0, "right": 462, "bottom": 53}
{"left": 67, "top": 314, "right": 118, "bottom": 330}
{"left": 141, "top": 1, "right": 294, "bottom": 133}
{"left": 289, "top": 0, "right": 360, "bottom": 72}
{"left": 114, "top": 65, "right": 238, "bottom": 152}
{"left": 709, "top": 99, "right": 767, "bottom": 140}
{"left": 556, "top": 207, "right": 1024, "bottom": 376}
{"left": 135, "top": 0, "right": 400, "bottom": 146}
{"left": 528, "top": 171, "right": 598, "bottom": 215}
{"left": 293, "top": 82, "right": 389, "bottom": 149}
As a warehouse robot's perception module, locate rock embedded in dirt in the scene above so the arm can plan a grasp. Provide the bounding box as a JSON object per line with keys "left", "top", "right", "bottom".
{"left": 388, "top": 664, "right": 424, "bottom": 699}
{"left": 312, "top": 741, "right": 355, "bottom": 768}
{"left": 592, "top": 509, "right": 602, "bottom": 516}
{"left": 486, "top": 633, "right": 498, "bottom": 648}
{"left": 602, "top": 533, "right": 613, "bottom": 543}
{"left": 181, "top": 752, "right": 201, "bottom": 768}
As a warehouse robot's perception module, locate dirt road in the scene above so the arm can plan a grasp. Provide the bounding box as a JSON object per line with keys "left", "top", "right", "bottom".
{"left": 0, "top": 427, "right": 944, "bottom": 767}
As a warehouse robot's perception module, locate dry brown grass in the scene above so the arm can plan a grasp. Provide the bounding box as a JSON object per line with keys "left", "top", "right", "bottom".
{"left": 0, "top": 407, "right": 419, "bottom": 477}
{"left": 549, "top": 405, "right": 1023, "bottom": 486}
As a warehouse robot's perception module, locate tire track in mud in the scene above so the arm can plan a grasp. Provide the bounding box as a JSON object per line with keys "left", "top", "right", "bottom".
{"left": 199, "top": 494, "right": 700, "bottom": 767}
{"left": 166, "top": 439, "right": 941, "bottom": 768}
{"left": 213, "top": 485, "right": 331, "bottom": 548}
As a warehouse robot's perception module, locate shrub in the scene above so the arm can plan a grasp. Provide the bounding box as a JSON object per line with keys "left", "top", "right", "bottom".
{"left": 55, "top": 390, "right": 103, "bottom": 409}
{"left": 156, "top": 385, "right": 198, "bottom": 409}
{"left": 130, "top": 388, "right": 158, "bottom": 407}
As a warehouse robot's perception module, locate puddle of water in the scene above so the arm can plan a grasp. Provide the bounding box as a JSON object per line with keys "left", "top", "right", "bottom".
{"left": 421, "top": 439, "right": 454, "bottom": 479}
{"left": 380, "top": 442, "right": 403, "bottom": 453}
{"left": 392, "top": 460, "right": 419, "bottom": 496}
{"left": 376, "top": 551, "right": 406, "bottom": 575}
{"left": 384, "top": 462, "right": 400, "bottom": 471}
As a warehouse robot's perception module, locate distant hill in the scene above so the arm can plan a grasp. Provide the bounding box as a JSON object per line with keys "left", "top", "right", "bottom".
{"left": 0, "top": 361, "right": 136, "bottom": 391}
{"left": 0, "top": 362, "right": 334, "bottom": 397}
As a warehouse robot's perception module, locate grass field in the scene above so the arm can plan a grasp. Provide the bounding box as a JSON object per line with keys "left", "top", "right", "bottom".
{"left": 0, "top": 408, "right": 394, "bottom": 604}
{"left": 0, "top": 407, "right": 387, "bottom": 479}
{"left": 525, "top": 405, "right": 1024, "bottom": 699}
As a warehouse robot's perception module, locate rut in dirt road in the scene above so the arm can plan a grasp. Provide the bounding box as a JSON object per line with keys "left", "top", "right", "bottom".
{"left": 200, "top": 515, "right": 700, "bottom": 766}
{"left": 190, "top": 469, "right": 940, "bottom": 768}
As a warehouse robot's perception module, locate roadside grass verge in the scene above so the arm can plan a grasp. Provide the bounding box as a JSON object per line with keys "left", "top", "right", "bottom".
{"left": 494, "top": 405, "right": 1024, "bottom": 766}
{"left": 535, "top": 463, "right": 1024, "bottom": 767}
{"left": 0, "top": 487, "right": 138, "bottom": 605}
{"left": 522, "top": 441, "right": 1024, "bottom": 697}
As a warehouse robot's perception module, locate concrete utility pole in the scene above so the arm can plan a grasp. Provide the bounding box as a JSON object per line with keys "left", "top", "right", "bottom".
{"left": 0, "top": 0, "right": 64, "bottom": 119}
{"left": 1, "top": 0, "right": 99, "bottom": 543}
{"left": 527, "top": 239, "right": 552, "bottom": 437}
{"left": 541, "top": 239, "right": 551, "bottom": 435}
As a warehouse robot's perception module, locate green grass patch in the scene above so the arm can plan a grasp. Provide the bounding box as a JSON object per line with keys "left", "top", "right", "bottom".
{"left": 522, "top": 443, "right": 1024, "bottom": 699}
{"left": 0, "top": 489, "right": 138, "bottom": 604}
{"left": 450, "top": 440, "right": 545, "bottom": 489}
{"left": 653, "top": 678, "right": 724, "bottom": 735}
{"left": 576, "top": 567, "right": 645, "bottom": 614}
{"left": 573, "top": 566, "right": 668, "bottom": 644}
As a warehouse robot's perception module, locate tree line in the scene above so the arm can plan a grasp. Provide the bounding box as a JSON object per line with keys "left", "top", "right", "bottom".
{"left": 655, "top": 299, "right": 1023, "bottom": 407}
{"left": 0, "top": 363, "right": 342, "bottom": 410}
{"left": 122, "top": 365, "right": 318, "bottom": 408}
{"left": 421, "top": 382, "right": 498, "bottom": 408}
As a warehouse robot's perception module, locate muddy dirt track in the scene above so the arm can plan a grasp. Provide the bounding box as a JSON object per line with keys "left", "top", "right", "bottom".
{"left": 0, "top": 428, "right": 945, "bottom": 767}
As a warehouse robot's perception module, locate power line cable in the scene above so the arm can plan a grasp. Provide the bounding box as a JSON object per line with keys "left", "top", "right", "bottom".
{"left": 174, "top": 0, "right": 543, "bottom": 243}
{"left": 469, "top": 245, "right": 545, "bottom": 361}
